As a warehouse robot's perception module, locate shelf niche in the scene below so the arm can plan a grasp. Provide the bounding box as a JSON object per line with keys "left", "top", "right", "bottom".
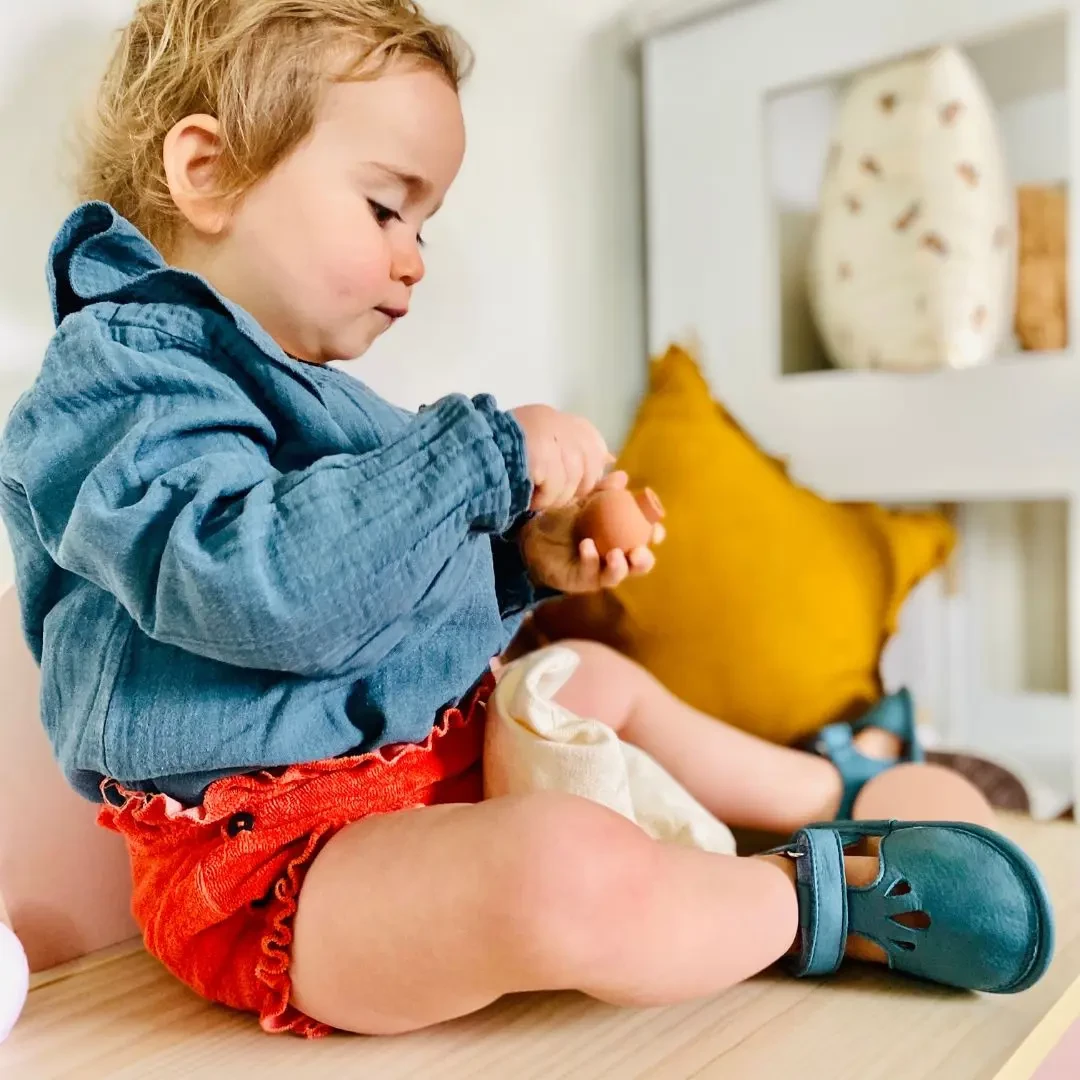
{"left": 768, "top": 13, "right": 1070, "bottom": 378}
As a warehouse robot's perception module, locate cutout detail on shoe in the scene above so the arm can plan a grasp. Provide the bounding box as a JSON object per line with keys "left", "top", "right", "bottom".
{"left": 890, "top": 939, "right": 917, "bottom": 952}
{"left": 886, "top": 879, "right": 912, "bottom": 898}
{"left": 890, "top": 911, "right": 931, "bottom": 931}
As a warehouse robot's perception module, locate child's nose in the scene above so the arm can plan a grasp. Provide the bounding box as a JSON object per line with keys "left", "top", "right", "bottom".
{"left": 393, "top": 240, "right": 425, "bottom": 287}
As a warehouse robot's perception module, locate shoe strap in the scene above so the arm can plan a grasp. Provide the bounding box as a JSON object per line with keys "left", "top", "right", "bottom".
{"left": 813, "top": 724, "right": 880, "bottom": 819}
{"left": 785, "top": 827, "right": 849, "bottom": 977}
{"left": 814, "top": 689, "right": 923, "bottom": 819}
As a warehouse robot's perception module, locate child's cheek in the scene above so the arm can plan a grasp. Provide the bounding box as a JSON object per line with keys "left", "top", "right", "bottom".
{"left": 324, "top": 232, "right": 391, "bottom": 308}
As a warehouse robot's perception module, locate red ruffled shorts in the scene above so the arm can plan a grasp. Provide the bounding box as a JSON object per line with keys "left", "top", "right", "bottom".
{"left": 98, "top": 676, "right": 493, "bottom": 1038}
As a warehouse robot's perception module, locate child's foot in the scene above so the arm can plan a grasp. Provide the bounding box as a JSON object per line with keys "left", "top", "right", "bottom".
{"left": 806, "top": 691, "right": 922, "bottom": 818}
{"left": 766, "top": 853, "right": 894, "bottom": 964}
{"left": 852, "top": 727, "right": 903, "bottom": 761}
{"left": 767, "top": 821, "right": 1054, "bottom": 993}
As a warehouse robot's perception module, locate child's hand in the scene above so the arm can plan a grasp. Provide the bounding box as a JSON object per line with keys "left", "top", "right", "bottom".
{"left": 511, "top": 405, "right": 613, "bottom": 511}
{"left": 519, "top": 472, "right": 662, "bottom": 593}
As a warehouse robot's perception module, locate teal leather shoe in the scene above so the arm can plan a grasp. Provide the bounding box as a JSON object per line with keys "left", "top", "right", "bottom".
{"left": 806, "top": 690, "right": 923, "bottom": 818}
{"left": 767, "top": 819, "right": 1055, "bottom": 993}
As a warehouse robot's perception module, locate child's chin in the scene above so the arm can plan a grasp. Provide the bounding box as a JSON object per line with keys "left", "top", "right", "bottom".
{"left": 323, "top": 337, "right": 376, "bottom": 364}
{"left": 340, "top": 324, "right": 390, "bottom": 361}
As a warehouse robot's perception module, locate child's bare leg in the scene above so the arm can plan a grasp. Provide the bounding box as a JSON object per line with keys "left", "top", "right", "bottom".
{"left": 552, "top": 640, "right": 842, "bottom": 830}
{"left": 550, "top": 644, "right": 999, "bottom": 967}
{"left": 290, "top": 792, "right": 888, "bottom": 1035}
{"left": 289, "top": 794, "right": 791, "bottom": 1033}
{"left": 289, "top": 647, "right": 996, "bottom": 1036}
{"left": 556, "top": 641, "right": 994, "bottom": 832}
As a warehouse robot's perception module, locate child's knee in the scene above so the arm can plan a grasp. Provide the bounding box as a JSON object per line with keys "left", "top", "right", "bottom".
{"left": 555, "top": 640, "right": 650, "bottom": 726}
{"left": 561, "top": 638, "right": 631, "bottom": 677}
{"left": 491, "top": 793, "right": 656, "bottom": 979}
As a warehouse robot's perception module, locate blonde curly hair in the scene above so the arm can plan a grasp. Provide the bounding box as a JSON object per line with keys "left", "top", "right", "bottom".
{"left": 79, "top": 0, "right": 472, "bottom": 251}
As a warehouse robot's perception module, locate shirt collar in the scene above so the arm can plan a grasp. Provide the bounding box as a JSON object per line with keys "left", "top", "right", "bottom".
{"left": 46, "top": 201, "right": 296, "bottom": 371}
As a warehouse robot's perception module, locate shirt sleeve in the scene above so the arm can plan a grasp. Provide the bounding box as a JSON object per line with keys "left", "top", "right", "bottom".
{"left": 488, "top": 523, "right": 562, "bottom": 620}
{"left": 5, "top": 319, "right": 532, "bottom": 678}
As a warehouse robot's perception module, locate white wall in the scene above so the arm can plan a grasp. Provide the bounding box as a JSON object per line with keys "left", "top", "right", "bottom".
{"left": 0, "top": 0, "right": 648, "bottom": 588}
{"left": 0, "top": 2, "right": 137, "bottom": 586}
{"left": 362, "top": 0, "right": 646, "bottom": 431}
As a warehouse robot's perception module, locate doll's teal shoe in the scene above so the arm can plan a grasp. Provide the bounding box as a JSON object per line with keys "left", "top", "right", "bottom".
{"left": 767, "top": 819, "right": 1054, "bottom": 993}
{"left": 806, "top": 690, "right": 923, "bottom": 818}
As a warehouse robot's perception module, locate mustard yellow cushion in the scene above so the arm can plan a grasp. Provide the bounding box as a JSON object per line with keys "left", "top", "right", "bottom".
{"left": 533, "top": 344, "right": 956, "bottom": 745}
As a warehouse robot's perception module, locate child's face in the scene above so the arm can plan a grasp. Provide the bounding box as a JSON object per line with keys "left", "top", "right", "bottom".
{"left": 212, "top": 64, "right": 465, "bottom": 364}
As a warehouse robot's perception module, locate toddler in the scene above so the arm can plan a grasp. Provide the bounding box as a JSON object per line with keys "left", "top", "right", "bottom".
{"left": 0, "top": 0, "right": 1054, "bottom": 1039}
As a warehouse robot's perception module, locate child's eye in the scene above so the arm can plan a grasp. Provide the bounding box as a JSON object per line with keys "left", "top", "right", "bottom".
{"left": 367, "top": 199, "right": 425, "bottom": 248}
{"left": 367, "top": 199, "right": 399, "bottom": 226}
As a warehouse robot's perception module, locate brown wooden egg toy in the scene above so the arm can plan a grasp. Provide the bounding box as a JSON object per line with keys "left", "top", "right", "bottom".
{"left": 574, "top": 487, "right": 665, "bottom": 556}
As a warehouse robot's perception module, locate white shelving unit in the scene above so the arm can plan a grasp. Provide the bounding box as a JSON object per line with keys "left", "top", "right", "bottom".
{"left": 634, "top": 0, "right": 1080, "bottom": 810}
{"left": 764, "top": 356, "right": 1080, "bottom": 503}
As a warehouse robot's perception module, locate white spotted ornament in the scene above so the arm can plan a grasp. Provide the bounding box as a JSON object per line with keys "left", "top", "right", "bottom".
{"left": 808, "top": 46, "right": 1015, "bottom": 371}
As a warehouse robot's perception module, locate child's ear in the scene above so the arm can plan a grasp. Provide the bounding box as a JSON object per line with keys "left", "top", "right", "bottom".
{"left": 162, "top": 114, "right": 231, "bottom": 236}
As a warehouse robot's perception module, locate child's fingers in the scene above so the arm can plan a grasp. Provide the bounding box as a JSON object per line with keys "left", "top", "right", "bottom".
{"left": 600, "top": 549, "right": 629, "bottom": 589}
{"left": 550, "top": 445, "right": 578, "bottom": 507}
{"left": 580, "top": 421, "right": 611, "bottom": 496}
{"left": 587, "top": 422, "right": 612, "bottom": 472}
{"left": 577, "top": 449, "right": 606, "bottom": 500}
{"left": 531, "top": 483, "right": 559, "bottom": 512}
{"left": 578, "top": 537, "right": 600, "bottom": 566}
{"left": 578, "top": 538, "right": 604, "bottom": 591}
{"left": 532, "top": 452, "right": 569, "bottom": 510}
{"left": 627, "top": 546, "right": 655, "bottom": 575}
{"left": 595, "top": 469, "right": 629, "bottom": 492}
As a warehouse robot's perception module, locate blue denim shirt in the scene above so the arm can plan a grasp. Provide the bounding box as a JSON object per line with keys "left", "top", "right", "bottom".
{"left": 0, "top": 202, "right": 544, "bottom": 804}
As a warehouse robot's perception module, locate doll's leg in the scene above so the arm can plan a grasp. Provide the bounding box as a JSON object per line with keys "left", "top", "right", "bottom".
{"left": 290, "top": 791, "right": 884, "bottom": 1035}
{"left": 850, "top": 762, "right": 995, "bottom": 825}
{"left": 556, "top": 641, "right": 994, "bottom": 832}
